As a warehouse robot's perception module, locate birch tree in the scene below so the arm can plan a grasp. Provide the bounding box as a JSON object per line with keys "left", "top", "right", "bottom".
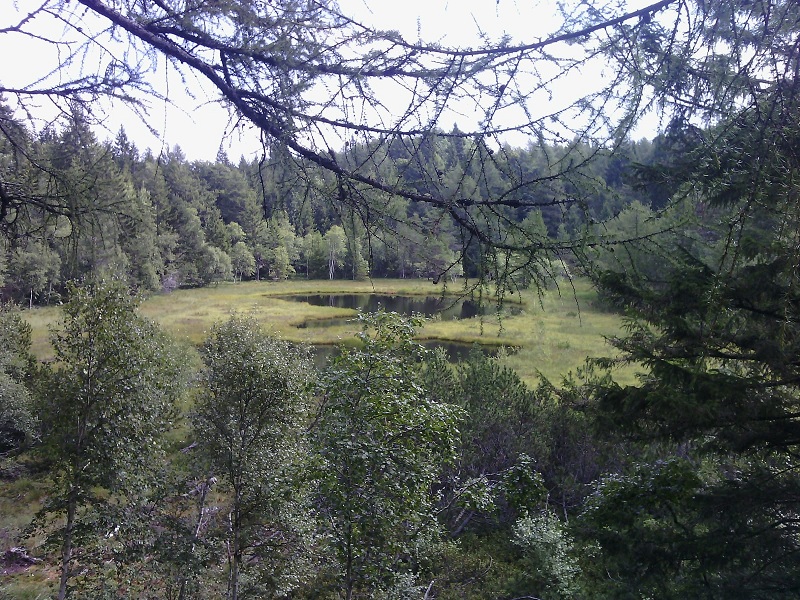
{"left": 37, "top": 280, "right": 188, "bottom": 600}
{"left": 194, "top": 314, "right": 315, "bottom": 599}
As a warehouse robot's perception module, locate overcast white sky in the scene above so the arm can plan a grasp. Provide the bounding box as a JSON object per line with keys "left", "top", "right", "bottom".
{"left": 1, "top": 0, "right": 658, "bottom": 161}
{"left": 116, "top": 0, "right": 566, "bottom": 161}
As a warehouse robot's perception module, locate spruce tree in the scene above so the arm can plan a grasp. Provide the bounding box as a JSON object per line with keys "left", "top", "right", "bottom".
{"left": 582, "top": 79, "right": 800, "bottom": 598}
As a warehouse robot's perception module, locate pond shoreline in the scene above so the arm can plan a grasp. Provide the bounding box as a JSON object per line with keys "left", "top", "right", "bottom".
{"left": 24, "top": 278, "right": 627, "bottom": 383}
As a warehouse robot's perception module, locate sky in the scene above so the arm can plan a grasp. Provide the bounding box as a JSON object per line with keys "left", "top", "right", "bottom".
{"left": 1, "top": 0, "right": 658, "bottom": 161}
{"left": 108, "top": 0, "right": 565, "bottom": 161}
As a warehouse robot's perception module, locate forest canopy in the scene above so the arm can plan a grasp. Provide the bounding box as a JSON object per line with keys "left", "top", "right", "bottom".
{"left": 3, "top": 0, "right": 795, "bottom": 289}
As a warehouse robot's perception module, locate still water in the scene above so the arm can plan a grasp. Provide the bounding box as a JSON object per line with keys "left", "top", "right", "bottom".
{"left": 279, "top": 293, "right": 522, "bottom": 325}
{"left": 277, "top": 293, "right": 521, "bottom": 367}
{"left": 308, "top": 339, "right": 505, "bottom": 370}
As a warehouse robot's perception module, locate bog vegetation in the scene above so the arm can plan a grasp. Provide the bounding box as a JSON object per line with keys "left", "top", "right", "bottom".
{"left": 2, "top": 0, "right": 800, "bottom": 598}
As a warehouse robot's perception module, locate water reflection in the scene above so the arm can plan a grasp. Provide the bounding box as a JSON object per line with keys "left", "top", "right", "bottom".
{"left": 419, "top": 340, "right": 515, "bottom": 361}
{"left": 278, "top": 293, "right": 522, "bottom": 369}
{"left": 308, "top": 340, "right": 508, "bottom": 370}
{"left": 279, "top": 293, "right": 521, "bottom": 325}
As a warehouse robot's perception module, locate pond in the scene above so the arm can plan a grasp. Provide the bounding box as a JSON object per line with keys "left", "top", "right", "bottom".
{"left": 276, "top": 293, "right": 522, "bottom": 367}
{"left": 308, "top": 339, "right": 511, "bottom": 370}
{"left": 278, "top": 293, "right": 522, "bottom": 326}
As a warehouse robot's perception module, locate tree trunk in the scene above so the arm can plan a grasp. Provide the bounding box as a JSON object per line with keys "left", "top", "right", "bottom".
{"left": 230, "top": 540, "right": 240, "bottom": 600}
{"left": 229, "top": 493, "right": 241, "bottom": 600}
{"left": 178, "top": 476, "right": 214, "bottom": 600}
{"left": 58, "top": 495, "right": 77, "bottom": 600}
{"left": 345, "top": 526, "right": 353, "bottom": 600}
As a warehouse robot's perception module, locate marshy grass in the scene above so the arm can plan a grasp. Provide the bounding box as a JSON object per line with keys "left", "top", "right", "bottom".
{"left": 22, "top": 277, "right": 633, "bottom": 384}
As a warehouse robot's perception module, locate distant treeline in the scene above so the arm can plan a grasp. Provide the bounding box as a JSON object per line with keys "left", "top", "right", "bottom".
{"left": 0, "top": 103, "right": 671, "bottom": 305}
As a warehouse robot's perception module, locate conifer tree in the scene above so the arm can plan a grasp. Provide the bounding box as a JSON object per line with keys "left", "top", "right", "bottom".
{"left": 582, "top": 53, "right": 800, "bottom": 598}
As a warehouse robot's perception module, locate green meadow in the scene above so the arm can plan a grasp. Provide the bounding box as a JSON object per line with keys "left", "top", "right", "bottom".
{"left": 23, "top": 277, "right": 631, "bottom": 384}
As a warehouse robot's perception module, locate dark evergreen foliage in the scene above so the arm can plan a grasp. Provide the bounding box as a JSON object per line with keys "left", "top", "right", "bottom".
{"left": 0, "top": 107, "right": 660, "bottom": 301}
{"left": 583, "top": 71, "right": 800, "bottom": 600}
